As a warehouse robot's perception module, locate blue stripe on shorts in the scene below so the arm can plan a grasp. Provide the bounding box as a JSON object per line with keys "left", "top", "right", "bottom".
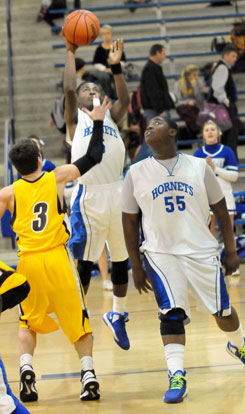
{"left": 215, "top": 267, "right": 230, "bottom": 316}
{"left": 144, "top": 255, "right": 172, "bottom": 310}
{"left": 69, "top": 184, "right": 87, "bottom": 260}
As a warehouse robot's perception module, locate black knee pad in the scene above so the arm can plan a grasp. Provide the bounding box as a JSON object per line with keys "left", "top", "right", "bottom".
{"left": 159, "top": 308, "right": 186, "bottom": 336}
{"left": 77, "top": 260, "right": 93, "bottom": 287}
{"left": 111, "top": 259, "right": 128, "bottom": 285}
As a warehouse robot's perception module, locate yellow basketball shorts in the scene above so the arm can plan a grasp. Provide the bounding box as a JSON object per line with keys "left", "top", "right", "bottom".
{"left": 17, "top": 245, "right": 92, "bottom": 343}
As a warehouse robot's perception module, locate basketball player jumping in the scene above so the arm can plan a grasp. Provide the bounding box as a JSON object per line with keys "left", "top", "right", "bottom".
{"left": 64, "top": 36, "right": 130, "bottom": 350}
{"left": 122, "top": 116, "right": 245, "bottom": 403}
{"left": 0, "top": 97, "right": 110, "bottom": 403}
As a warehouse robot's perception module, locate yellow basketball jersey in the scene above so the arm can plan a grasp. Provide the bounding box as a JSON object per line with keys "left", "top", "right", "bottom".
{"left": 12, "top": 172, "right": 70, "bottom": 256}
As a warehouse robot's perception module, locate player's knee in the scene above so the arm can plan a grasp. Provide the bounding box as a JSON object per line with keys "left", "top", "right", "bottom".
{"left": 159, "top": 308, "right": 186, "bottom": 336}
{"left": 77, "top": 260, "right": 93, "bottom": 287}
{"left": 111, "top": 259, "right": 128, "bottom": 285}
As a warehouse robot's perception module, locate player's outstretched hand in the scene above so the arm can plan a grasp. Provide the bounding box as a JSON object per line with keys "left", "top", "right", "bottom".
{"left": 132, "top": 267, "right": 152, "bottom": 294}
{"left": 82, "top": 94, "right": 112, "bottom": 120}
{"left": 223, "top": 251, "right": 240, "bottom": 276}
{"left": 109, "top": 38, "right": 124, "bottom": 65}
{"left": 62, "top": 28, "right": 78, "bottom": 53}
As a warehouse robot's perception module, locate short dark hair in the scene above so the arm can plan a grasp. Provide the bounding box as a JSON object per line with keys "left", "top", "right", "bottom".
{"left": 222, "top": 44, "right": 239, "bottom": 56}
{"left": 75, "top": 57, "right": 85, "bottom": 72}
{"left": 150, "top": 44, "right": 164, "bottom": 56}
{"left": 76, "top": 81, "right": 102, "bottom": 95}
{"left": 9, "top": 140, "right": 40, "bottom": 175}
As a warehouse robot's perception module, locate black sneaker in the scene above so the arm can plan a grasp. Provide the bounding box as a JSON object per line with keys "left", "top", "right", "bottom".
{"left": 80, "top": 369, "right": 100, "bottom": 401}
{"left": 20, "top": 365, "right": 38, "bottom": 402}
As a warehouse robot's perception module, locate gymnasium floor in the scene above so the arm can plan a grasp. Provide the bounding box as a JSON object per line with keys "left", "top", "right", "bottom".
{"left": 1, "top": 265, "right": 245, "bottom": 414}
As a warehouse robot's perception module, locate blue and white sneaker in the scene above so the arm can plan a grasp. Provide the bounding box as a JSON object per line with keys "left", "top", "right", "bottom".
{"left": 103, "top": 311, "right": 130, "bottom": 350}
{"left": 226, "top": 338, "right": 245, "bottom": 367}
{"left": 164, "top": 370, "right": 187, "bottom": 403}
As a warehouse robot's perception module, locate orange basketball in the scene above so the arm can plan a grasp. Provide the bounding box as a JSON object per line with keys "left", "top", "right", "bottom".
{"left": 63, "top": 9, "right": 100, "bottom": 46}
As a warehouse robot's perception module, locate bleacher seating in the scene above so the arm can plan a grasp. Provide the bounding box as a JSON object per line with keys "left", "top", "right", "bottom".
{"left": 51, "top": 0, "right": 245, "bottom": 149}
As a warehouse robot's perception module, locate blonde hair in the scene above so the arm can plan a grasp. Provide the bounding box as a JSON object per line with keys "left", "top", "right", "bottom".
{"left": 101, "top": 25, "right": 112, "bottom": 33}
{"left": 179, "top": 64, "right": 199, "bottom": 95}
{"left": 202, "top": 120, "right": 221, "bottom": 142}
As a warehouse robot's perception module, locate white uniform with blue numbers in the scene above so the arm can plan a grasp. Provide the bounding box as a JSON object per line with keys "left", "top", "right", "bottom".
{"left": 70, "top": 108, "right": 128, "bottom": 262}
{"left": 126, "top": 153, "right": 231, "bottom": 319}
{"left": 194, "top": 143, "right": 238, "bottom": 212}
{"left": 71, "top": 108, "right": 125, "bottom": 184}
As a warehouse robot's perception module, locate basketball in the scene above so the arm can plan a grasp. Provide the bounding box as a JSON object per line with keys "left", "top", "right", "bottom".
{"left": 63, "top": 9, "right": 100, "bottom": 46}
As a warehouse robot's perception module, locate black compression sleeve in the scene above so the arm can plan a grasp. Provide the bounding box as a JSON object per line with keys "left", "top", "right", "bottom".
{"left": 73, "top": 120, "right": 104, "bottom": 176}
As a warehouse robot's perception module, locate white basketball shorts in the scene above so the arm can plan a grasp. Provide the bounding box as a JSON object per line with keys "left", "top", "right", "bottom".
{"left": 143, "top": 251, "right": 231, "bottom": 320}
{"left": 69, "top": 181, "right": 128, "bottom": 262}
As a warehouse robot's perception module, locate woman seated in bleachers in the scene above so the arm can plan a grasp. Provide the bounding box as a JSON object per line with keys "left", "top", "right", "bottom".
{"left": 93, "top": 25, "right": 127, "bottom": 100}
{"left": 174, "top": 64, "right": 207, "bottom": 139}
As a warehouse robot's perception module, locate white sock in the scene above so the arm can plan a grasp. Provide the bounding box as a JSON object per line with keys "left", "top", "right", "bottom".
{"left": 164, "top": 343, "right": 185, "bottom": 374}
{"left": 81, "top": 356, "right": 93, "bottom": 372}
{"left": 112, "top": 295, "right": 127, "bottom": 314}
{"left": 20, "top": 353, "right": 33, "bottom": 369}
{"left": 225, "top": 323, "right": 244, "bottom": 349}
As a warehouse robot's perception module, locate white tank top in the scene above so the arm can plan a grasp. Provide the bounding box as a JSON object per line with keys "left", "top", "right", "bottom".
{"left": 71, "top": 109, "right": 125, "bottom": 185}
{"left": 130, "top": 153, "right": 219, "bottom": 258}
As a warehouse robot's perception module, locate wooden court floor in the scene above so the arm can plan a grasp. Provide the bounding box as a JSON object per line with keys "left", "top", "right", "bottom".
{"left": 1, "top": 266, "right": 245, "bottom": 414}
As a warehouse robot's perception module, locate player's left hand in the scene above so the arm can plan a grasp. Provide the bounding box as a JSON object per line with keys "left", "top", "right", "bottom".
{"left": 132, "top": 267, "right": 153, "bottom": 294}
{"left": 109, "top": 39, "right": 124, "bottom": 65}
{"left": 223, "top": 251, "right": 240, "bottom": 275}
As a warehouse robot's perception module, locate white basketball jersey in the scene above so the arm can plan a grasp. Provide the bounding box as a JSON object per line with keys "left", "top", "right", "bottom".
{"left": 71, "top": 109, "right": 125, "bottom": 185}
{"left": 130, "top": 153, "right": 219, "bottom": 258}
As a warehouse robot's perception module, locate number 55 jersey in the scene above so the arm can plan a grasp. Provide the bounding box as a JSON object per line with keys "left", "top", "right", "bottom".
{"left": 12, "top": 172, "right": 70, "bottom": 256}
{"left": 123, "top": 153, "right": 223, "bottom": 258}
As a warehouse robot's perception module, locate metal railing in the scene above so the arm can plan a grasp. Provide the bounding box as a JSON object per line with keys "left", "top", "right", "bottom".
{"left": 5, "top": 0, "right": 15, "bottom": 145}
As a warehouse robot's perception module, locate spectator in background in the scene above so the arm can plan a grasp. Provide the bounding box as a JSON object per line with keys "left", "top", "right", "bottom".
{"left": 124, "top": 0, "right": 152, "bottom": 13}
{"left": 227, "top": 19, "right": 245, "bottom": 73}
{"left": 93, "top": 25, "right": 127, "bottom": 72}
{"left": 28, "top": 135, "right": 56, "bottom": 172}
{"left": 74, "top": 58, "right": 117, "bottom": 99}
{"left": 134, "top": 44, "right": 174, "bottom": 162}
{"left": 37, "top": 1, "right": 81, "bottom": 31}
{"left": 174, "top": 65, "right": 207, "bottom": 139}
{"left": 93, "top": 25, "right": 127, "bottom": 99}
{"left": 194, "top": 120, "right": 238, "bottom": 235}
{"left": 208, "top": 44, "right": 239, "bottom": 160}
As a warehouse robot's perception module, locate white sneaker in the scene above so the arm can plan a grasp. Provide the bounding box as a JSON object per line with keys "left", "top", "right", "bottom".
{"left": 103, "top": 280, "right": 113, "bottom": 291}
{"left": 231, "top": 269, "right": 240, "bottom": 277}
